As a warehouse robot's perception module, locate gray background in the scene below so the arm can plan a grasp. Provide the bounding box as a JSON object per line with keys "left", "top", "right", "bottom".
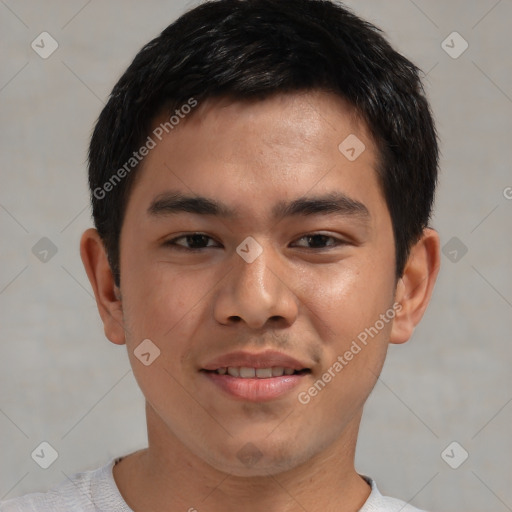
{"left": 1, "top": 1, "right": 511, "bottom": 510}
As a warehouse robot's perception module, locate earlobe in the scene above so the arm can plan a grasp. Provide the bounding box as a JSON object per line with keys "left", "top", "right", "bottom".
{"left": 80, "top": 228, "right": 126, "bottom": 345}
{"left": 389, "top": 228, "right": 440, "bottom": 345}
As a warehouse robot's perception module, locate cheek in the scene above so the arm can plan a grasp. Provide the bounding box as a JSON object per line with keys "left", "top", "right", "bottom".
{"left": 296, "top": 265, "right": 394, "bottom": 423}
{"left": 120, "top": 269, "right": 206, "bottom": 408}
{"left": 120, "top": 263, "right": 224, "bottom": 396}
{"left": 124, "top": 268, "right": 206, "bottom": 339}
{"left": 120, "top": 230, "right": 202, "bottom": 326}
{"left": 296, "top": 256, "right": 395, "bottom": 344}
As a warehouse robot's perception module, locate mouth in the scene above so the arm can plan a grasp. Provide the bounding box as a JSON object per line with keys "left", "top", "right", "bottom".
{"left": 200, "top": 350, "right": 313, "bottom": 401}
{"left": 201, "top": 367, "right": 311, "bottom": 378}
{"left": 200, "top": 367, "right": 312, "bottom": 401}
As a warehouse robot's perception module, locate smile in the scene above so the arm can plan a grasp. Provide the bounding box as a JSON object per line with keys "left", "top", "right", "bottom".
{"left": 201, "top": 368, "right": 311, "bottom": 401}
{"left": 209, "top": 366, "right": 310, "bottom": 378}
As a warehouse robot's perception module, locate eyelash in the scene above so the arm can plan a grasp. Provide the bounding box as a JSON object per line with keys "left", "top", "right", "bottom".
{"left": 163, "top": 233, "right": 348, "bottom": 251}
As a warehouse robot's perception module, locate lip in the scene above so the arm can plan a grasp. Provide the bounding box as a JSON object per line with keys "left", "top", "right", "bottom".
{"left": 201, "top": 371, "right": 307, "bottom": 401}
{"left": 201, "top": 350, "right": 310, "bottom": 371}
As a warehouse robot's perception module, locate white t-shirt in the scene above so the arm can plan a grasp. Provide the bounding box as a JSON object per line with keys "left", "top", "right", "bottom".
{"left": 0, "top": 456, "right": 428, "bottom": 512}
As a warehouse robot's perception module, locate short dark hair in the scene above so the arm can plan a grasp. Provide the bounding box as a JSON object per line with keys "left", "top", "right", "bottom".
{"left": 88, "top": 0, "right": 439, "bottom": 288}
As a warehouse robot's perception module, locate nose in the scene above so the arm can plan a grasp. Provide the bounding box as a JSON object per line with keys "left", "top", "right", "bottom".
{"left": 213, "top": 242, "right": 299, "bottom": 330}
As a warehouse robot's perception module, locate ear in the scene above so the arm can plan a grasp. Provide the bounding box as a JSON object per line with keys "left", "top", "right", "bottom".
{"left": 389, "top": 228, "right": 440, "bottom": 345}
{"left": 80, "top": 228, "right": 126, "bottom": 345}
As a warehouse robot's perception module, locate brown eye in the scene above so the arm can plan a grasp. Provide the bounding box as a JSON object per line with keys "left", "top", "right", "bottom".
{"left": 165, "top": 234, "right": 221, "bottom": 250}
{"left": 292, "top": 234, "right": 346, "bottom": 249}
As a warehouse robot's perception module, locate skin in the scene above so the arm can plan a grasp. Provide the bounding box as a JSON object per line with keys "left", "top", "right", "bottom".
{"left": 80, "top": 90, "right": 440, "bottom": 512}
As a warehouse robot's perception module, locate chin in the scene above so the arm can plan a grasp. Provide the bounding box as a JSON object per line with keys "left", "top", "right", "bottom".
{"left": 201, "top": 438, "right": 309, "bottom": 477}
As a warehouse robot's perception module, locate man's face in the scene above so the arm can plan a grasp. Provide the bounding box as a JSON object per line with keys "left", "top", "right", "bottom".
{"left": 118, "top": 91, "right": 397, "bottom": 475}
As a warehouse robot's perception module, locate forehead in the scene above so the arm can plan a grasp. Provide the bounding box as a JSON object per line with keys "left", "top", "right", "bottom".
{"left": 169, "top": 91, "right": 372, "bottom": 159}
{"left": 125, "top": 90, "right": 385, "bottom": 225}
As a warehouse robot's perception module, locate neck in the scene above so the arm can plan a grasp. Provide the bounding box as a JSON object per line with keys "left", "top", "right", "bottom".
{"left": 113, "top": 403, "right": 371, "bottom": 512}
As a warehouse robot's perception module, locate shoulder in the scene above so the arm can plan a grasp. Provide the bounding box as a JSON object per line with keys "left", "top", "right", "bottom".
{"left": 0, "top": 458, "right": 119, "bottom": 512}
{"left": 360, "top": 475, "right": 429, "bottom": 512}
{"left": 0, "top": 489, "right": 67, "bottom": 512}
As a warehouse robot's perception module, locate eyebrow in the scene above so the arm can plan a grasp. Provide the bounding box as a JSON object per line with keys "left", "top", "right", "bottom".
{"left": 147, "top": 190, "right": 370, "bottom": 223}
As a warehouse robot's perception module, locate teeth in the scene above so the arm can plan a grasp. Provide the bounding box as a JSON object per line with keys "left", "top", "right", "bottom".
{"left": 227, "top": 367, "right": 239, "bottom": 377}
{"left": 256, "top": 367, "right": 273, "bottom": 378}
{"left": 215, "top": 367, "right": 299, "bottom": 378}
{"left": 240, "top": 367, "right": 256, "bottom": 378}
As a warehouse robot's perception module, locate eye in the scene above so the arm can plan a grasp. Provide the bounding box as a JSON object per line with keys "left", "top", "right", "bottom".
{"left": 163, "top": 233, "right": 347, "bottom": 251}
{"left": 164, "top": 233, "right": 221, "bottom": 250}
{"left": 291, "top": 233, "right": 347, "bottom": 249}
